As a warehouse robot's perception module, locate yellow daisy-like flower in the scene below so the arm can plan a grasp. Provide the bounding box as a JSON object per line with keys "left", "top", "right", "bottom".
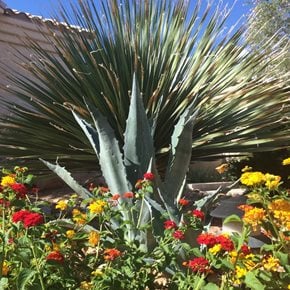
{"left": 55, "top": 199, "right": 68, "bottom": 211}
{"left": 264, "top": 173, "right": 281, "bottom": 190}
{"left": 88, "top": 200, "right": 107, "bottom": 215}
{"left": 2, "top": 261, "right": 9, "bottom": 276}
{"left": 240, "top": 171, "right": 265, "bottom": 187}
{"left": 262, "top": 255, "right": 282, "bottom": 272}
{"left": 209, "top": 243, "right": 222, "bottom": 255}
{"left": 80, "top": 281, "right": 93, "bottom": 290}
{"left": 88, "top": 231, "right": 100, "bottom": 247}
{"left": 242, "top": 207, "right": 266, "bottom": 231}
{"left": 1, "top": 175, "right": 16, "bottom": 187}
{"left": 235, "top": 266, "right": 247, "bottom": 279}
{"left": 91, "top": 269, "right": 103, "bottom": 276}
{"left": 282, "top": 157, "right": 290, "bottom": 166}
{"left": 66, "top": 230, "right": 76, "bottom": 239}
{"left": 72, "top": 209, "right": 87, "bottom": 225}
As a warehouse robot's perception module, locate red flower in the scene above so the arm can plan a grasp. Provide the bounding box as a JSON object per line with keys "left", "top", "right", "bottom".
{"left": 10, "top": 183, "right": 28, "bottom": 198}
{"left": 185, "top": 257, "right": 210, "bottom": 273}
{"left": 111, "top": 193, "right": 121, "bottom": 200}
{"left": 241, "top": 244, "right": 251, "bottom": 255}
{"left": 12, "top": 210, "right": 31, "bottom": 223}
{"left": 46, "top": 251, "right": 64, "bottom": 263}
{"left": 135, "top": 179, "right": 143, "bottom": 189}
{"left": 178, "top": 198, "right": 190, "bottom": 206}
{"left": 143, "top": 172, "right": 154, "bottom": 181}
{"left": 216, "top": 235, "right": 234, "bottom": 252}
{"left": 104, "top": 248, "right": 121, "bottom": 261}
{"left": 192, "top": 209, "right": 205, "bottom": 220}
{"left": 196, "top": 233, "right": 217, "bottom": 247}
{"left": 164, "top": 220, "right": 177, "bottom": 230}
{"left": 172, "top": 230, "right": 185, "bottom": 240}
{"left": 123, "top": 192, "right": 134, "bottom": 198}
{"left": 23, "top": 212, "right": 44, "bottom": 228}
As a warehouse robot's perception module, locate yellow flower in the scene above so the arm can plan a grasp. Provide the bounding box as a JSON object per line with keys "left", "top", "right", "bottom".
{"left": 88, "top": 231, "right": 100, "bottom": 247}
{"left": 52, "top": 243, "right": 61, "bottom": 251}
{"left": 55, "top": 199, "right": 68, "bottom": 211}
{"left": 215, "top": 163, "right": 228, "bottom": 174}
{"left": 80, "top": 281, "right": 92, "bottom": 289}
{"left": 209, "top": 243, "right": 222, "bottom": 255}
{"left": 235, "top": 266, "right": 247, "bottom": 279}
{"left": 240, "top": 171, "right": 265, "bottom": 187}
{"left": 282, "top": 157, "right": 290, "bottom": 166}
{"left": 66, "top": 230, "right": 76, "bottom": 239}
{"left": 1, "top": 175, "right": 15, "bottom": 187}
{"left": 264, "top": 173, "right": 281, "bottom": 190}
{"left": 268, "top": 199, "right": 290, "bottom": 231}
{"left": 262, "top": 255, "right": 282, "bottom": 272}
{"left": 2, "top": 261, "right": 9, "bottom": 276}
{"left": 88, "top": 200, "right": 107, "bottom": 215}
{"left": 243, "top": 207, "right": 266, "bottom": 231}
{"left": 92, "top": 269, "right": 103, "bottom": 276}
{"left": 72, "top": 209, "right": 87, "bottom": 225}
{"left": 288, "top": 284, "right": 290, "bottom": 290}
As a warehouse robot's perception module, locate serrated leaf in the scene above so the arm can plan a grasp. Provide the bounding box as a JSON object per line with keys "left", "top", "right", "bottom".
{"left": 40, "top": 159, "right": 93, "bottom": 200}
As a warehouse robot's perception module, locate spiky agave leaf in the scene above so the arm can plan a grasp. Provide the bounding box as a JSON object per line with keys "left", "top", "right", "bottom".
{"left": 0, "top": 0, "right": 289, "bottom": 173}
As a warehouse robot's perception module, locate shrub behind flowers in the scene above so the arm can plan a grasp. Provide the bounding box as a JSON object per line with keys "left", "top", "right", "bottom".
{"left": 0, "top": 162, "right": 289, "bottom": 289}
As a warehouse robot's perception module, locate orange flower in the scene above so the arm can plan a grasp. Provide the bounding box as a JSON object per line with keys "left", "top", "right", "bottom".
{"left": 215, "top": 163, "right": 228, "bottom": 174}
{"left": 104, "top": 248, "right": 121, "bottom": 261}
{"left": 242, "top": 207, "right": 266, "bottom": 231}
{"left": 123, "top": 192, "right": 134, "bottom": 198}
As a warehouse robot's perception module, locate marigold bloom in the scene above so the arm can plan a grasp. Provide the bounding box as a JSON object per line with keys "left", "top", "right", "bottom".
{"left": 143, "top": 172, "right": 154, "bottom": 180}
{"left": 72, "top": 209, "right": 87, "bottom": 225}
{"left": 215, "top": 163, "right": 228, "bottom": 174}
{"left": 240, "top": 171, "right": 265, "bottom": 187}
{"left": 10, "top": 183, "right": 28, "bottom": 198}
{"left": 46, "top": 251, "right": 64, "bottom": 263}
{"left": 196, "top": 233, "right": 217, "bottom": 247}
{"left": 178, "top": 198, "right": 190, "bottom": 206}
{"left": 185, "top": 257, "right": 210, "bottom": 273}
{"left": 192, "top": 209, "right": 205, "bottom": 220}
{"left": 269, "top": 199, "right": 290, "bottom": 231}
{"left": 88, "top": 200, "right": 107, "bottom": 214}
{"left": 164, "top": 220, "right": 177, "bottom": 230}
{"left": 123, "top": 192, "right": 134, "bottom": 198}
{"left": 242, "top": 207, "right": 266, "bottom": 231}
{"left": 66, "top": 230, "right": 76, "bottom": 239}
{"left": 55, "top": 199, "right": 68, "bottom": 211}
{"left": 282, "top": 157, "right": 290, "bottom": 166}
{"left": 172, "top": 230, "right": 184, "bottom": 240}
{"left": 264, "top": 173, "right": 281, "bottom": 190}
{"left": 88, "top": 231, "right": 100, "bottom": 247}
{"left": 262, "top": 255, "right": 282, "bottom": 272}
{"left": 1, "top": 175, "right": 15, "bottom": 187}
{"left": 104, "top": 248, "right": 121, "bottom": 261}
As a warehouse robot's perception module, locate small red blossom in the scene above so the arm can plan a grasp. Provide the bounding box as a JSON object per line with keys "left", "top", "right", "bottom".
{"left": 241, "top": 244, "right": 251, "bottom": 255}
{"left": 111, "top": 193, "right": 121, "bottom": 200}
{"left": 192, "top": 209, "right": 205, "bottom": 220}
{"left": 104, "top": 248, "right": 121, "bottom": 261}
{"left": 164, "top": 220, "right": 177, "bottom": 230}
{"left": 185, "top": 257, "right": 210, "bottom": 273}
{"left": 88, "top": 183, "right": 95, "bottom": 191}
{"left": 135, "top": 179, "right": 143, "bottom": 189}
{"left": 12, "top": 210, "right": 31, "bottom": 223}
{"left": 178, "top": 198, "right": 190, "bottom": 206}
{"left": 0, "top": 198, "right": 10, "bottom": 208}
{"left": 196, "top": 233, "right": 217, "bottom": 247}
{"left": 10, "top": 183, "right": 28, "bottom": 198}
{"left": 172, "top": 230, "right": 185, "bottom": 240}
{"left": 123, "top": 192, "right": 134, "bottom": 198}
{"left": 99, "top": 186, "right": 109, "bottom": 193}
{"left": 23, "top": 212, "right": 44, "bottom": 228}
{"left": 46, "top": 251, "right": 65, "bottom": 263}
{"left": 143, "top": 172, "right": 154, "bottom": 181}
{"left": 216, "top": 235, "right": 234, "bottom": 252}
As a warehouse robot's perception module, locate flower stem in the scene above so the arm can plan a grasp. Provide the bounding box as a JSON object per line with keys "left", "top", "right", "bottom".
{"left": 31, "top": 244, "right": 45, "bottom": 290}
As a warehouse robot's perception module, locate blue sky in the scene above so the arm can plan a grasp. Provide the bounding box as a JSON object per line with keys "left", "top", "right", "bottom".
{"left": 4, "top": 0, "right": 252, "bottom": 29}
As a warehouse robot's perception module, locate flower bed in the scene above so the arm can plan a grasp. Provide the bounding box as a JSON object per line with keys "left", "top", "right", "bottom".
{"left": 0, "top": 161, "right": 289, "bottom": 289}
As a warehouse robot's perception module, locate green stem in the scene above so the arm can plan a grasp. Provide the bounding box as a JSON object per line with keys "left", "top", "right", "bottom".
{"left": 31, "top": 244, "right": 46, "bottom": 290}
{"left": 136, "top": 196, "right": 145, "bottom": 229}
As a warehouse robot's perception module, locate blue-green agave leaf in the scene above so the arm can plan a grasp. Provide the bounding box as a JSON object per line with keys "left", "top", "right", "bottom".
{"left": 123, "top": 74, "right": 154, "bottom": 184}
{"left": 39, "top": 159, "right": 93, "bottom": 199}
{"left": 85, "top": 104, "right": 130, "bottom": 196}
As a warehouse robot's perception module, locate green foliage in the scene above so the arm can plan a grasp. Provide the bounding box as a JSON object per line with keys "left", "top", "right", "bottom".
{"left": 0, "top": 0, "right": 289, "bottom": 173}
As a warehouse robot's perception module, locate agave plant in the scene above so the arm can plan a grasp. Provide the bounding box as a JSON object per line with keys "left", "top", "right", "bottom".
{"left": 0, "top": 0, "right": 289, "bottom": 173}
{"left": 41, "top": 75, "right": 206, "bottom": 247}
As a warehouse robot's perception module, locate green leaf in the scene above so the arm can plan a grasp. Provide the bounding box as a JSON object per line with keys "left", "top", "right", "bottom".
{"left": 223, "top": 214, "right": 242, "bottom": 225}
{"left": 0, "top": 278, "right": 9, "bottom": 289}
{"left": 245, "top": 271, "right": 265, "bottom": 290}
{"left": 16, "top": 268, "right": 37, "bottom": 290}
{"left": 203, "top": 282, "right": 219, "bottom": 290}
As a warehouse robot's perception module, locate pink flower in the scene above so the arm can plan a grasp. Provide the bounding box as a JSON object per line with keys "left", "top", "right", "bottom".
{"left": 172, "top": 230, "right": 185, "bottom": 240}
{"left": 164, "top": 220, "right": 177, "bottom": 230}
{"left": 192, "top": 209, "right": 205, "bottom": 220}
{"left": 143, "top": 172, "right": 154, "bottom": 181}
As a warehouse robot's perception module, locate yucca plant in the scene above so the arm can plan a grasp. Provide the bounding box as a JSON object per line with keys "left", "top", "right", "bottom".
{"left": 0, "top": 0, "right": 289, "bottom": 173}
